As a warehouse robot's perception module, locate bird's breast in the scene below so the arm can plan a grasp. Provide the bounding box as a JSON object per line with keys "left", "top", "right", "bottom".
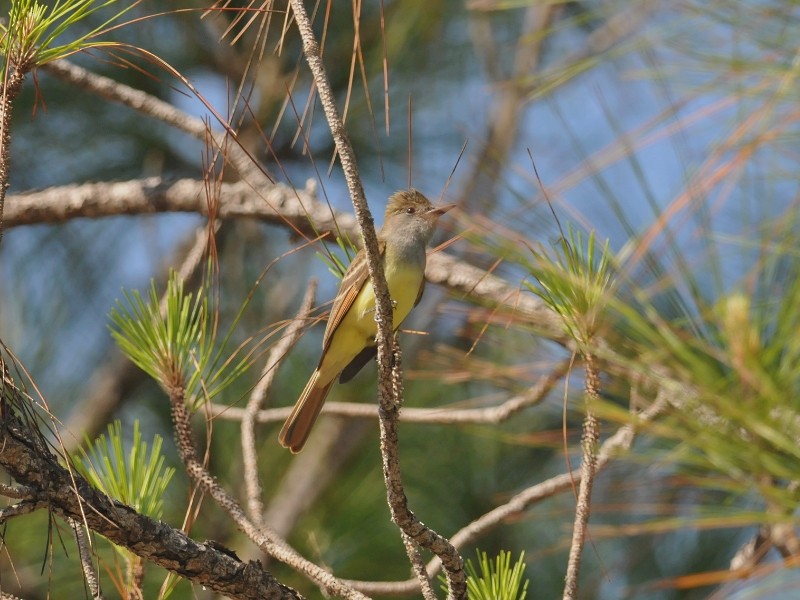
{"left": 349, "top": 259, "right": 423, "bottom": 335}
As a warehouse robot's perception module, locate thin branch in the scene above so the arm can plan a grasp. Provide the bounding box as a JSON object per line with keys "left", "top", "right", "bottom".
{"left": 730, "top": 526, "right": 771, "bottom": 572}
{"left": 0, "top": 499, "right": 48, "bottom": 521}
{"left": 402, "top": 532, "right": 436, "bottom": 600}
{"left": 563, "top": 353, "right": 600, "bottom": 600}
{"left": 378, "top": 342, "right": 466, "bottom": 598}
{"left": 3, "top": 177, "right": 334, "bottom": 231}
{"left": 0, "top": 62, "right": 27, "bottom": 245}
{"left": 0, "top": 482, "right": 34, "bottom": 500}
{"left": 68, "top": 517, "right": 104, "bottom": 600}
{"left": 242, "top": 279, "right": 317, "bottom": 524}
{"left": 210, "top": 362, "right": 567, "bottom": 425}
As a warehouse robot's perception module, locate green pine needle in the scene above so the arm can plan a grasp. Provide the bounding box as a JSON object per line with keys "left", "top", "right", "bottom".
{"left": 109, "top": 273, "right": 208, "bottom": 392}
{"left": 109, "top": 269, "right": 253, "bottom": 406}
{"left": 525, "top": 225, "right": 615, "bottom": 346}
{"left": 464, "top": 550, "right": 529, "bottom": 600}
{"left": 73, "top": 419, "right": 174, "bottom": 520}
{"left": 1, "top": 0, "right": 137, "bottom": 77}
{"left": 316, "top": 233, "right": 358, "bottom": 279}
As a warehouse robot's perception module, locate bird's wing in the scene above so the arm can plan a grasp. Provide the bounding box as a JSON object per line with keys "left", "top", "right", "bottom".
{"left": 414, "top": 276, "right": 426, "bottom": 307}
{"left": 338, "top": 345, "right": 377, "bottom": 383}
{"left": 322, "top": 240, "right": 386, "bottom": 352}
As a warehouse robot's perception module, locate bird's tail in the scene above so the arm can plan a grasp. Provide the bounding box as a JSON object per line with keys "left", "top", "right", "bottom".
{"left": 278, "top": 369, "right": 334, "bottom": 453}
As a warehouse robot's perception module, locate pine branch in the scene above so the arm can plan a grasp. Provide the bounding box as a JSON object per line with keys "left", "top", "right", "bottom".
{"left": 68, "top": 518, "right": 104, "bottom": 600}
{"left": 210, "top": 362, "right": 567, "bottom": 424}
{"left": 562, "top": 353, "right": 601, "bottom": 600}
{"left": 0, "top": 64, "right": 26, "bottom": 245}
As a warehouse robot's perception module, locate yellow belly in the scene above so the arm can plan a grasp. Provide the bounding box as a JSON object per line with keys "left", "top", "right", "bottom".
{"left": 353, "top": 260, "right": 422, "bottom": 333}
{"left": 319, "top": 263, "right": 423, "bottom": 379}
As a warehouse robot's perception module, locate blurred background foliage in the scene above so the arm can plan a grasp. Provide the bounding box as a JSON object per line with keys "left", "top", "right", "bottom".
{"left": 2, "top": 0, "right": 800, "bottom": 598}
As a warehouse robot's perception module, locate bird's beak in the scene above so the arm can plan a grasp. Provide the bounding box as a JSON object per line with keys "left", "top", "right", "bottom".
{"left": 429, "top": 203, "right": 457, "bottom": 216}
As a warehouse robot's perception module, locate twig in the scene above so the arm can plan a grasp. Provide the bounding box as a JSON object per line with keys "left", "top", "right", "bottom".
{"left": 0, "top": 482, "right": 33, "bottom": 499}
{"left": 68, "top": 518, "right": 104, "bottom": 600}
{"left": 562, "top": 353, "right": 601, "bottom": 600}
{"left": 729, "top": 526, "right": 771, "bottom": 572}
{"left": 0, "top": 63, "right": 27, "bottom": 245}
{"left": 402, "top": 532, "right": 436, "bottom": 600}
{"left": 242, "top": 280, "right": 317, "bottom": 524}
{"left": 288, "top": 0, "right": 466, "bottom": 596}
{"left": 210, "top": 362, "right": 566, "bottom": 424}
{"left": 0, "top": 499, "right": 47, "bottom": 521}
{"left": 380, "top": 343, "right": 466, "bottom": 598}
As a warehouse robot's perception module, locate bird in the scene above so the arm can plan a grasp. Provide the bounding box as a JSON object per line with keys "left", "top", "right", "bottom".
{"left": 279, "top": 189, "right": 455, "bottom": 452}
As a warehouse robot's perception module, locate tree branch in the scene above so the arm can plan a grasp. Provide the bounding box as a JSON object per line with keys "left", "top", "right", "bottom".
{"left": 377, "top": 342, "right": 466, "bottom": 598}
{"left": 0, "top": 499, "right": 47, "bottom": 521}
{"left": 563, "top": 353, "right": 601, "bottom": 600}
{"left": 68, "top": 517, "right": 104, "bottom": 600}
{"left": 0, "top": 58, "right": 28, "bottom": 245}
{"left": 210, "top": 361, "right": 567, "bottom": 425}
{"left": 0, "top": 482, "right": 34, "bottom": 500}
{"left": 3, "top": 177, "right": 336, "bottom": 231}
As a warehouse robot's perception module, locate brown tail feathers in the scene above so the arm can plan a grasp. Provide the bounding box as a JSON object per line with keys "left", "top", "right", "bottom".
{"left": 278, "top": 369, "right": 334, "bottom": 453}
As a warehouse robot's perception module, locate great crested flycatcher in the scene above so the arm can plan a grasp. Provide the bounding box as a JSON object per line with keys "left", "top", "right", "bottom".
{"left": 279, "top": 189, "right": 455, "bottom": 453}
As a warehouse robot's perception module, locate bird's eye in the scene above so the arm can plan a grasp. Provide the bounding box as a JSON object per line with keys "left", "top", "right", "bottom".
{"left": 406, "top": 206, "right": 416, "bottom": 214}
